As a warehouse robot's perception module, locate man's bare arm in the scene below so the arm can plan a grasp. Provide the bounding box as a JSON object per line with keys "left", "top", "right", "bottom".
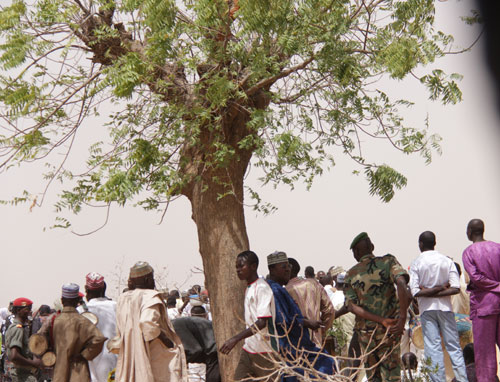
{"left": 220, "top": 318, "right": 268, "bottom": 354}
{"left": 434, "top": 287, "right": 460, "bottom": 297}
{"left": 335, "top": 305, "right": 349, "bottom": 319}
{"left": 390, "top": 275, "right": 410, "bottom": 335}
{"left": 10, "top": 347, "right": 41, "bottom": 369}
{"left": 414, "top": 283, "right": 447, "bottom": 297}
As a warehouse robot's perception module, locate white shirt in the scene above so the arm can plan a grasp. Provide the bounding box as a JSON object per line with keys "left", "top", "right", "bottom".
{"left": 330, "top": 290, "right": 346, "bottom": 310}
{"left": 182, "top": 303, "right": 192, "bottom": 317}
{"left": 243, "top": 278, "right": 275, "bottom": 354}
{"left": 168, "top": 307, "right": 180, "bottom": 321}
{"left": 409, "top": 250, "right": 460, "bottom": 313}
{"left": 78, "top": 298, "right": 118, "bottom": 382}
{"left": 323, "top": 285, "right": 335, "bottom": 301}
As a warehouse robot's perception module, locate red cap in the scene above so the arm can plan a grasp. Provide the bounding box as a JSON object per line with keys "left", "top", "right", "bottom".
{"left": 12, "top": 298, "right": 33, "bottom": 307}
{"left": 85, "top": 272, "right": 105, "bottom": 290}
{"left": 78, "top": 292, "right": 84, "bottom": 298}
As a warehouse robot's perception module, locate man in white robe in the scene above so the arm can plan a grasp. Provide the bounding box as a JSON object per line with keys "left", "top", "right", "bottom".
{"left": 78, "top": 272, "right": 117, "bottom": 382}
{"left": 114, "top": 262, "right": 187, "bottom": 382}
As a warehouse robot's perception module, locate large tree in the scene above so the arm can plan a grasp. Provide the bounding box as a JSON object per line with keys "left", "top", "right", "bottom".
{"left": 0, "top": 0, "right": 467, "bottom": 378}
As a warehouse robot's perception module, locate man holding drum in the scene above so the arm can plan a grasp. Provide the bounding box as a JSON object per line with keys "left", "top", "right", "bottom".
{"left": 409, "top": 231, "right": 468, "bottom": 382}
{"left": 4, "top": 297, "right": 41, "bottom": 382}
{"left": 52, "top": 283, "right": 106, "bottom": 382}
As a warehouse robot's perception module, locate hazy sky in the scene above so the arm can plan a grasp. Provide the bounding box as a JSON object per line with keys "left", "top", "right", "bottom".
{"left": 1, "top": 1, "right": 499, "bottom": 308}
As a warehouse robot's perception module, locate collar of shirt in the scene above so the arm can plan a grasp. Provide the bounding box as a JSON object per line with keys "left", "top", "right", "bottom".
{"left": 62, "top": 306, "right": 78, "bottom": 314}
{"left": 421, "top": 250, "right": 438, "bottom": 256}
{"left": 247, "top": 278, "right": 259, "bottom": 288}
{"left": 359, "top": 253, "right": 375, "bottom": 262}
{"left": 89, "top": 297, "right": 112, "bottom": 302}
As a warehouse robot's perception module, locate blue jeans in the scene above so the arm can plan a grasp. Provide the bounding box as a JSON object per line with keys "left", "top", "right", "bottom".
{"left": 420, "top": 310, "right": 469, "bottom": 382}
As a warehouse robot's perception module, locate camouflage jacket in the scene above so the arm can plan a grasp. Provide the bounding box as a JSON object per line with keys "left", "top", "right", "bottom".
{"left": 344, "top": 253, "right": 408, "bottom": 331}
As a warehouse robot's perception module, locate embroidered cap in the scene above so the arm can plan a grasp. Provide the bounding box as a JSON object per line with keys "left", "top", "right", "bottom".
{"left": 129, "top": 261, "right": 154, "bottom": 278}
{"left": 61, "top": 283, "right": 80, "bottom": 299}
{"left": 267, "top": 251, "right": 288, "bottom": 266}
{"left": 85, "top": 272, "right": 105, "bottom": 290}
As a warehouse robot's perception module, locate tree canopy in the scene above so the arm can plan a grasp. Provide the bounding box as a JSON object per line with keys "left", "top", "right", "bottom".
{"left": 0, "top": 0, "right": 464, "bottom": 218}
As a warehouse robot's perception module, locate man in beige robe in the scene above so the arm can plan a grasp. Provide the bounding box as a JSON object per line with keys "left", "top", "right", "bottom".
{"left": 114, "top": 261, "right": 187, "bottom": 382}
{"left": 52, "top": 283, "right": 106, "bottom": 382}
{"left": 285, "top": 258, "right": 335, "bottom": 348}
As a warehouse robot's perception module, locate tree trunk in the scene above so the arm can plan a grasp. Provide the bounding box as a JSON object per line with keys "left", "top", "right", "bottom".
{"left": 182, "top": 93, "right": 270, "bottom": 380}
{"left": 187, "top": 161, "right": 250, "bottom": 381}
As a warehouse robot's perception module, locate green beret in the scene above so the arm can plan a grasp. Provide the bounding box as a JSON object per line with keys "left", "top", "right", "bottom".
{"left": 350, "top": 232, "right": 368, "bottom": 250}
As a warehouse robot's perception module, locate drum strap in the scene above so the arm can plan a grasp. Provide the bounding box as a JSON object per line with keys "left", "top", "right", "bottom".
{"left": 49, "top": 313, "right": 61, "bottom": 349}
{"left": 408, "top": 304, "right": 418, "bottom": 320}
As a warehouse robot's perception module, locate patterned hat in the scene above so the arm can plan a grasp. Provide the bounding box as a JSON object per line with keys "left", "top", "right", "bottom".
{"left": 129, "top": 261, "right": 154, "bottom": 278}
{"left": 267, "top": 251, "right": 288, "bottom": 266}
{"left": 85, "top": 272, "right": 105, "bottom": 290}
{"left": 350, "top": 232, "right": 369, "bottom": 250}
{"left": 12, "top": 297, "right": 33, "bottom": 307}
{"left": 62, "top": 283, "right": 80, "bottom": 299}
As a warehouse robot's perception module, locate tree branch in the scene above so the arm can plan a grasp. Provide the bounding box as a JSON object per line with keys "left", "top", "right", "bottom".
{"left": 245, "top": 56, "right": 315, "bottom": 96}
{"left": 30, "top": 70, "right": 102, "bottom": 134}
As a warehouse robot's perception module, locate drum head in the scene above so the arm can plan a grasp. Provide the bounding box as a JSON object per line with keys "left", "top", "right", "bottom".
{"left": 41, "top": 351, "right": 56, "bottom": 367}
{"left": 28, "top": 333, "right": 48, "bottom": 356}
{"left": 412, "top": 326, "right": 424, "bottom": 349}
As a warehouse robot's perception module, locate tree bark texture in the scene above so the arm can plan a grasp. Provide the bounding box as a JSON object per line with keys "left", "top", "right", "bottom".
{"left": 189, "top": 178, "right": 249, "bottom": 381}
{"left": 182, "top": 108, "right": 260, "bottom": 380}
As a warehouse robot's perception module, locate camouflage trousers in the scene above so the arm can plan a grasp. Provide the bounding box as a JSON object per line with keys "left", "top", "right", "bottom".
{"left": 356, "top": 328, "right": 402, "bottom": 382}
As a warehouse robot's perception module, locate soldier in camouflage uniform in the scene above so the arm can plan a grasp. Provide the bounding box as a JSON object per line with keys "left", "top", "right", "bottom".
{"left": 344, "top": 232, "right": 410, "bottom": 382}
{"left": 4, "top": 298, "right": 41, "bottom": 382}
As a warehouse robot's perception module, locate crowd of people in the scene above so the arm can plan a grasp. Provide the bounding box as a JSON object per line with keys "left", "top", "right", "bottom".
{"left": 0, "top": 264, "right": 216, "bottom": 382}
{"left": 0, "top": 218, "right": 498, "bottom": 382}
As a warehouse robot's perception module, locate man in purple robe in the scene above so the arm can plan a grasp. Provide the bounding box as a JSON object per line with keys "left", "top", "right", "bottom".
{"left": 462, "top": 218, "right": 500, "bottom": 382}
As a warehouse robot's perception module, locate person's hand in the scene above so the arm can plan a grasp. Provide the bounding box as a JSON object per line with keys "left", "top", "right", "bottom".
{"left": 220, "top": 337, "right": 238, "bottom": 355}
{"left": 32, "top": 357, "right": 42, "bottom": 369}
{"left": 381, "top": 318, "right": 397, "bottom": 329}
{"left": 303, "top": 319, "right": 322, "bottom": 330}
{"left": 389, "top": 317, "right": 405, "bottom": 336}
